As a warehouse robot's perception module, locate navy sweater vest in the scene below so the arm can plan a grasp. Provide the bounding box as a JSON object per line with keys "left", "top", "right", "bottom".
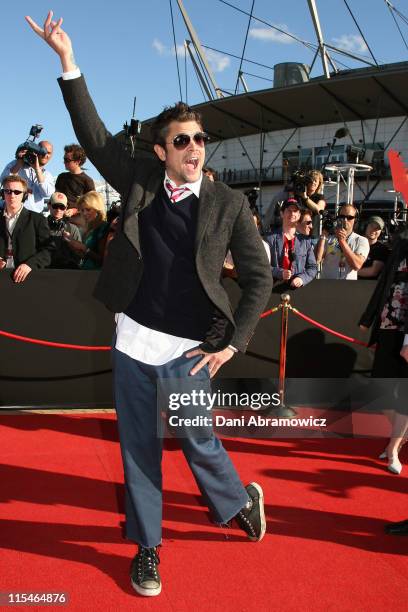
{"left": 124, "top": 187, "right": 216, "bottom": 340}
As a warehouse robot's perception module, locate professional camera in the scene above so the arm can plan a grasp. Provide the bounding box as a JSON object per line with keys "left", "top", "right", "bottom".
{"left": 15, "top": 124, "right": 48, "bottom": 165}
{"left": 290, "top": 169, "right": 313, "bottom": 194}
{"left": 321, "top": 210, "right": 346, "bottom": 234}
{"left": 321, "top": 211, "right": 336, "bottom": 234}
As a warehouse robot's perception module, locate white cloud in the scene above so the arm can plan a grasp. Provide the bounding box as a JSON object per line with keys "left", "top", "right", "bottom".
{"left": 153, "top": 38, "right": 230, "bottom": 73}
{"left": 331, "top": 34, "right": 368, "bottom": 54}
{"left": 152, "top": 38, "right": 167, "bottom": 56}
{"left": 205, "top": 48, "right": 230, "bottom": 73}
{"left": 249, "top": 24, "right": 294, "bottom": 45}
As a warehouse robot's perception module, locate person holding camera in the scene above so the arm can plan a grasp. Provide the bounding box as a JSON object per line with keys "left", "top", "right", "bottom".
{"left": 0, "top": 175, "right": 54, "bottom": 282}
{"left": 47, "top": 191, "right": 82, "bottom": 269}
{"left": 0, "top": 140, "right": 54, "bottom": 214}
{"left": 263, "top": 170, "right": 325, "bottom": 237}
{"left": 316, "top": 203, "right": 369, "bottom": 279}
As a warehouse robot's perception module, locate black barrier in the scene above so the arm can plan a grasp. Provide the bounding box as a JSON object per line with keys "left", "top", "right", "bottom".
{"left": 0, "top": 271, "right": 377, "bottom": 408}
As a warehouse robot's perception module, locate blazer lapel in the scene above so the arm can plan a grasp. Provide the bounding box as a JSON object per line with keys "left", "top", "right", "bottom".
{"left": 123, "top": 171, "right": 163, "bottom": 253}
{"left": 11, "top": 207, "right": 29, "bottom": 241}
{"left": 195, "top": 176, "right": 216, "bottom": 254}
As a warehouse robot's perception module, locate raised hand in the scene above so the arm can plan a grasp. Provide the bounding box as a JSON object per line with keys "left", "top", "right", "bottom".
{"left": 25, "top": 11, "right": 76, "bottom": 72}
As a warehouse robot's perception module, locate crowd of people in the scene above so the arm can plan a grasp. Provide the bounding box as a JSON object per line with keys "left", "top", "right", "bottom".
{"left": 1, "top": 11, "right": 407, "bottom": 601}
{"left": 0, "top": 141, "right": 119, "bottom": 281}
{"left": 0, "top": 137, "right": 394, "bottom": 288}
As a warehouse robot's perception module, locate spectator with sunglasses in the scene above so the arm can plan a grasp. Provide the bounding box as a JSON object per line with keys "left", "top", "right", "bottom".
{"left": 0, "top": 175, "right": 53, "bottom": 282}
{"left": 26, "top": 11, "right": 272, "bottom": 598}
{"left": 316, "top": 204, "right": 369, "bottom": 279}
{"left": 0, "top": 141, "right": 54, "bottom": 214}
{"left": 267, "top": 198, "right": 317, "bottom": 288}
{"left": 55, "top": 143, "right": 95, "bottom": 230}
{"left": 297, "top": 210, "right": 313, "bottom": 237}
{"left": 47, "top": 191, "right": 82, "bottom": 269}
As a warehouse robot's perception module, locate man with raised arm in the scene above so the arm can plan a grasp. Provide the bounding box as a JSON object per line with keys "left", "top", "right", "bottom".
{"left": 26, "top": 12, "right": 272, "bottom": 597}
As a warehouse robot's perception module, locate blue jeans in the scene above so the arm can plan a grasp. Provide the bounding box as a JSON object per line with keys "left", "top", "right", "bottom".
{"left": 112, "top": 347, "right": 248, "bottom": 547}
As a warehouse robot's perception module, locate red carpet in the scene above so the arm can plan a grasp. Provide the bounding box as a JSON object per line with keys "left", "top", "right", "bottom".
{"left": 0, "top": 413, "right": 407, "bottom": 611}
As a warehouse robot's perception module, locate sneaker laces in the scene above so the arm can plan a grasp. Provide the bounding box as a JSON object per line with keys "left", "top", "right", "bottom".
{"left": 137, "top": 547, "right": 160, "bottom": 577}
{"left": 236, "top": 509, "right": 257, "bottom": 537}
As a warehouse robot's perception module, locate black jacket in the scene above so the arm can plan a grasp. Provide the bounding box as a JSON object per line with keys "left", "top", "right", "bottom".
{"left": 0, "top": 207, "right": 54, "bottom": 269}
{"left": 58, "top": 75, "right": 273, "bottom": 353}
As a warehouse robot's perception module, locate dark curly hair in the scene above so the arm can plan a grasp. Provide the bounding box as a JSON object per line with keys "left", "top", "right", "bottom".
{"left": 150, "top": 102, "right": 203, "bottom": 147}
{"left": 64, "top": 143, "right": 87, "bottom": 166}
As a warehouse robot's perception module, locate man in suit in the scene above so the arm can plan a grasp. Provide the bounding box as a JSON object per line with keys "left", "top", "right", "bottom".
{"left": 0, "top": 175, "right": 53, "bottom": 282}
{"left": 26, "top": 12, "right": 273, "bottom": 597}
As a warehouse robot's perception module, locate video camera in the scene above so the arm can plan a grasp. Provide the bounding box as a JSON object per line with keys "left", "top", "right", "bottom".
{"left": 321, "top": 210, "right": 346, "bottom": 234}
{"left": 290, "top": 169, "right": 313, "bottom": 194}
{"left": 16, "top": 124, "right": 48, "bottom": 165}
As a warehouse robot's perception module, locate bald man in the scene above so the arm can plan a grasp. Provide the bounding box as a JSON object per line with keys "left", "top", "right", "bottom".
{"left": 0, "top": 139, "right": 54, "bottom": 213}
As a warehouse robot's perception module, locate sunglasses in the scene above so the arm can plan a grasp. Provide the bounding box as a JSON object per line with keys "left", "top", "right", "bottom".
{"left": 303, "top": 220, "right": 313, "bottom": 226}
{"left": 3, "top": 188, "right": 24, "bottom": 196}
{"left": 51, "top": 204, "right": 67, "bottom": 211}
{"left": 63, "top": 156, "right": 74, "bottom": 162}
{"left": 168, "top": 132, "right": 209, "bottom": 150}
{"left": 338, "top": 214, "right": 356, "bottom": 221}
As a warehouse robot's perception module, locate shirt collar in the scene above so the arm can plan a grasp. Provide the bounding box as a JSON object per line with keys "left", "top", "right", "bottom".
{"left": 164, "top": 172, "right": 203, "bottom": 200}
{"left": 4, "top": 205, "right": 24, "bottom": 220}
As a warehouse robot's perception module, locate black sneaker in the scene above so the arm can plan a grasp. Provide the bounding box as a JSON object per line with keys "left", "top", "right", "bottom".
{"left": 130, "top": 546, "right": 161, "bottom": 597}
{"left": 234, "top": 482, "right": 266, "bottom": 542}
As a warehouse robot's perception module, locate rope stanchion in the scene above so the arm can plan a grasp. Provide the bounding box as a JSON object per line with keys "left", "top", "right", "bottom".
{"left": 0, "top": 300, "right": 368, "bottom": 353}
{"left": 277, "top": 294, "right": 296, "bottom": 417}
{"left": 0, "top": 330, "right": 110, "bottom": 351}
{"left": 291, "top": 308, "right": 372, "bottom": 348}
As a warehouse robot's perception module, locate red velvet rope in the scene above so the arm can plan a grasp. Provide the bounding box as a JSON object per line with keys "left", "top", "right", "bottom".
{"left": 0, "top": 304, "right": 370, "bottom": 351}
{"left": 291, "top": 308, "right": 371, "bottom": 348}
{"left": 260, "top": 306, "right": 280, "bottom": 319}
{"left": 0, "top": 330, "right": 110, "bottom": 351}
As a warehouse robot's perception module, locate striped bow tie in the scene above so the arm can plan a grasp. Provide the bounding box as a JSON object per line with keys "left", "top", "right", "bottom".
{"left": 165, "top": 180, "right": 191, "bottom": 203}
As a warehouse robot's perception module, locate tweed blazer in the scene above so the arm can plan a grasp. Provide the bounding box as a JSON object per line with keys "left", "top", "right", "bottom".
{"left": 0, "top": 207, "right": 53, "bottom": 269}
{"left": 58, "top": 76, "right": 272, "bottom": 352}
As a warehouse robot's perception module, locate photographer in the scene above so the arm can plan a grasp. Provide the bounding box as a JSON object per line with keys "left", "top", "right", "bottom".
{"left": 294, "top": 170, "right": 326, "bottom": 238}
{"left": 47, "top": 191, "right": 82, "bottom": 269}
{"left": 263, "top": 170, "right": 325, "bottom": 237}
{"left": 316, "top": 203, "right": 369, "bottom": 279}
{"left": 0, "top": 138, "right": 54, "bottom": 214}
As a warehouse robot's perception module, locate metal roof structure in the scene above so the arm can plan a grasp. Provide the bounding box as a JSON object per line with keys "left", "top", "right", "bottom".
{"left": 122, "top": 61, "right": 408, "bottom": 152}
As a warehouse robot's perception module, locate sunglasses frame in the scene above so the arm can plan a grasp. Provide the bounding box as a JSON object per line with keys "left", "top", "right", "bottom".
{"left": 3, "top": 188, "right": 24, "bottom": 196}
{"left": 168, "top": 132, "right": 210, "bottom": 150}
{"left": 51, "top": 203, "right": 67, "bottom": 211}
{"left": 338, "top": 214, "right": 356, "bottom": 221}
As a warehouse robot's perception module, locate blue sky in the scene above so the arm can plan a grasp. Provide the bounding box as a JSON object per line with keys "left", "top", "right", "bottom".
{"left": 1, "top": 0, "right": 407, "bottom": 179}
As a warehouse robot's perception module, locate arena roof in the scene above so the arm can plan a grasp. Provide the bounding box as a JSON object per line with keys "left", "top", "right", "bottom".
{"left": 120, "top": 61, "right": 408, "bottom": 152}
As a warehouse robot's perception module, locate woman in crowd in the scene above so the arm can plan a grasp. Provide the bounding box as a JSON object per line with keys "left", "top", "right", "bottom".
{"left": 359, "top": 229, "right": 408, "bottom": 474}
{"left": 66, "top": 191, "right": 109, "bottom": 269}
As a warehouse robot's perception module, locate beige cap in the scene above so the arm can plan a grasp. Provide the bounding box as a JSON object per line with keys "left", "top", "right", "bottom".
{"left": 367, "top": 215, "right": 385, "bottom": 231}
{"left": 50, "top": 192, "right": 68, "bottom": 206}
